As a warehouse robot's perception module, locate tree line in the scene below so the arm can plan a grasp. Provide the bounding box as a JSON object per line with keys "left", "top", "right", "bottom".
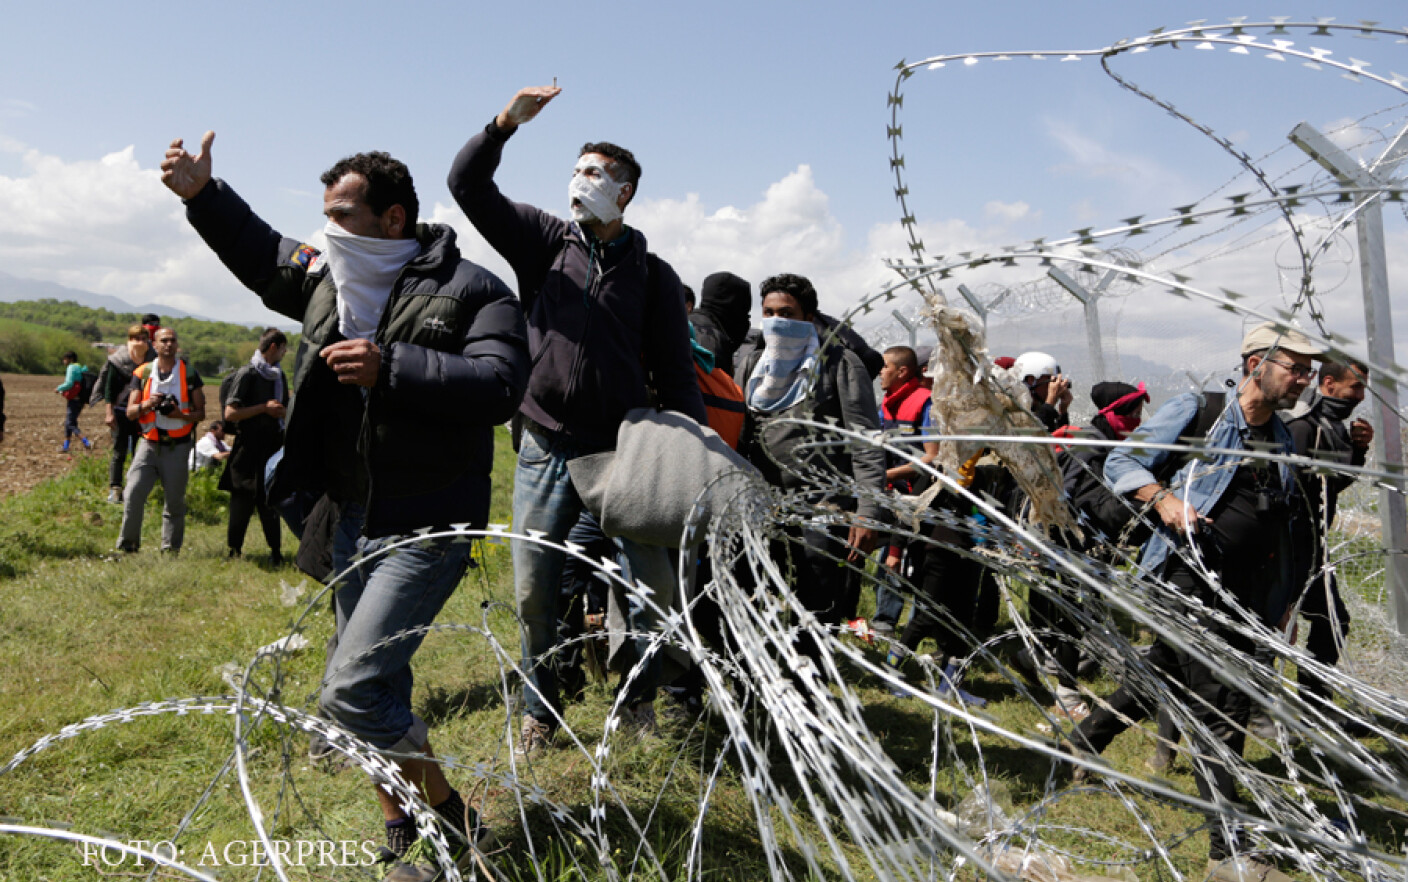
{"left": 0, "top": 300, "right": 298, "bottom": 376}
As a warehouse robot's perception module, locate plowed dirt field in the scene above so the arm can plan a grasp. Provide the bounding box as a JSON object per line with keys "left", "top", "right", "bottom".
{"left": 0, "top": 372, "right": 112, "bottom": 499}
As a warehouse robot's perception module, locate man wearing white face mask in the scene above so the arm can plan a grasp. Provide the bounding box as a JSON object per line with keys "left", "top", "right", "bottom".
{"left": 449, "top": 85, "right": 706, "bottom": 753}
{"left": 162, "top": 133, "right": 528, "bottom": 879}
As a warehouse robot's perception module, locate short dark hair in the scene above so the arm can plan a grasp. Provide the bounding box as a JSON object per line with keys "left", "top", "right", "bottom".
{"left": 758, "top": 273, "right": 819, "bottom": 319}
{"left": 682, "top": 285, "right": 696, "bottom": 310}
{"left": 1321, "top": 359, "right": 1367, "bottom": 385}
{"left": 884, "top": 345, "right": 918, "bottom": 372}
{"left": 258, "top": 327, "right": 288, "bottom": 354}
{"left": 141, "top": 313, "right": 161, "bottom": 326}
{"left": 1241, "top": 350, "right": 1265, "bottom": 377}
{"left": 579, "top": 142, "right": 641, "bottom": 200}
{"left": 210, "top": 420, "right": 225, "bottom": 433}
{"left": 61, "top": 350, "right": 77, "bottom": 363}
{"left": 320, "top": 151, "right": 419, "bottom": 230}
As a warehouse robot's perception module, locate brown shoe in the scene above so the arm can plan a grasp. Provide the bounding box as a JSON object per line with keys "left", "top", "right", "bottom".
{"left": 517, "top": 714, "right": 553, "bottom": 756}
{"left": 1205, "top": 856, "right": 1294, "bottom": 882}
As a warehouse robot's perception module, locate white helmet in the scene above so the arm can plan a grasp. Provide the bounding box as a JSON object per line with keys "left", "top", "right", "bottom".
{"left": 1013, "top": 351, "right": 1060, "bottom": 384}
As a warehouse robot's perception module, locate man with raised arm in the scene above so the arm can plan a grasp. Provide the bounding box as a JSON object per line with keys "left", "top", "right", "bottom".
{"left": 161, "top": 131, "right": 528, "bottom": 880}
{"left": 449, "top": 86, "right": 706, "bottom": 753}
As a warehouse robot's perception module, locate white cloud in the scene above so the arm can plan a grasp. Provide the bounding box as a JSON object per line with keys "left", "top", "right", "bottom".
{"left": 428, "top": 164, "right": 1032, "bottom": 336}
{"left": 0, "top": 138, "right": 284, "bottom": 324}
{"left": 1044, "top": 118, "right": 1190, "bottom": 202}
{"left": 984, "top": 200, "right": 1031, "bottom": 222}
{"left": 8, "top": 138, "right": 1399, "bottom": 382}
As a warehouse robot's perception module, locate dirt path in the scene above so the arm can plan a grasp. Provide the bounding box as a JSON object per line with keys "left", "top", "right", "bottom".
{"left": 0, "top": 372, "right": 113, "bottom": 499}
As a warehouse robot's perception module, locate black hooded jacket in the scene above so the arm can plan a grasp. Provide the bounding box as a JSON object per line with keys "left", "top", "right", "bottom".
{"left": 691, "top": 271, "right": 752, "bottom": 377}
{"left": 449, "top": 122, "right": 705, "bottom": 447}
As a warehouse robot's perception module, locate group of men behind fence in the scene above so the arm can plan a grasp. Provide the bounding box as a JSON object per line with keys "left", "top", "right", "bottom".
{"left": 150, "top": 82, "right": 1379, "bottom": 882}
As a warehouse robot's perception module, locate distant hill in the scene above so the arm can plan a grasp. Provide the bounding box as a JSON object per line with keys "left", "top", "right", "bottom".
{"left": 0, "top": 269, "right": 213, "bottom": 321}
{"left": 0, "top": 299, "right": 299, "bottom": 377}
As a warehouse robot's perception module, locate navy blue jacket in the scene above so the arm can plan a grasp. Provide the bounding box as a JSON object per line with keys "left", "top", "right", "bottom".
{"left": 185, "top": 179, "right": 529, "bottom": 537}
{"left": 449, "top": 123, "right": 705, "bottom": 448}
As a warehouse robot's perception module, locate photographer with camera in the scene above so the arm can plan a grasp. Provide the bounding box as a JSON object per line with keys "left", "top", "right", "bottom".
{"left": 117, "top": 326, "right": 206, "bottom": 554}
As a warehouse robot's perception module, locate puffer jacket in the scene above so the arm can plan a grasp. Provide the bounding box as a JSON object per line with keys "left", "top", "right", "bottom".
{"left": 184, "top": 178, "right": 529, "bottom": 537}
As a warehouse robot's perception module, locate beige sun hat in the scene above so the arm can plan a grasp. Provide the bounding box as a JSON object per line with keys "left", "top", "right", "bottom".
{"left": 1240, "top": 321, "right": 1325, "bottom": 358}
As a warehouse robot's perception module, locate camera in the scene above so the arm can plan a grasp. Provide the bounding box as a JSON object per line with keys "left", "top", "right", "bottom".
{"left": 152, "top": 393, "right": 178, "bottom": 416}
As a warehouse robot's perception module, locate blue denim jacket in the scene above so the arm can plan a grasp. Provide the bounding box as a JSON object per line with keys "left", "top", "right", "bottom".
{"left": 1104, "top": 391, "right": 1296, "bottom": 579}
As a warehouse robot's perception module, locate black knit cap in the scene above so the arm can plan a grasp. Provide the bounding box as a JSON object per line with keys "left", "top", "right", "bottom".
{"left": 1090, "top": 381, "right": 1145, "bottom": 415}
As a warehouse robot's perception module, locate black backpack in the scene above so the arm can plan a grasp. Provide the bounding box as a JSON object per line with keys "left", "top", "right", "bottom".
{"left": 77, "top": 367, "right": 99, "bottom": 408}
{"left": 218, "top": 367, "right": 246, "bottom": 435}
{"left": 88, "top": 362, "right": 109, "bottom": 407}
{"left": 1060, "top": 391, "right": 1226, "bottom": 545}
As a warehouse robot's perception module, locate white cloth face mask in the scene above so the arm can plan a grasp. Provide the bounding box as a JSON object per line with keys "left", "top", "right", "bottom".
{"left": 568, "top": 158, "right": 624, "bottom": 225}
{"left": 323, "top": 219, "right": 422, "bottom": 341}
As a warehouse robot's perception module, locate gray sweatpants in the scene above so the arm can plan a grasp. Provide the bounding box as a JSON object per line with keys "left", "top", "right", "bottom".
{"left": 117, "top": 437, "right": 191, "bottom": 552}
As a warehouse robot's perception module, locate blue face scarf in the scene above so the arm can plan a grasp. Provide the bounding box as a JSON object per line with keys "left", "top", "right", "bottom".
{"left": 745, "top": 317, "right": 820, "bottom": 413}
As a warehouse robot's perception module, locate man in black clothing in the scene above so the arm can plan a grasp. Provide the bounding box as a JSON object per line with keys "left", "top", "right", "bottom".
{"left": 102, "top": 324, "right": 154, "bottom": 503}
{"left": 163, "top": 131, "right": 527, "bottom": 879}
{"left": 1285, "top": 359, "right": 1372, "bottom": 706}
{"left": 691, "top": 271, "right": 752, "bottom": 377}
{"left": 221, "top": 327, "right": 289, "bottom": 564}
{"left": 450, "top": 84, "right": 705, "bottom": 751}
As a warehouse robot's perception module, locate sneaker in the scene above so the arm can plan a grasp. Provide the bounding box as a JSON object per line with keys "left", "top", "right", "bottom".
{"left": 307, "top": 731, "right": 335, "bottom": 761}
{"left": 1145, "top": 741, "right": 1176, "bottom": 774}
{"left": 60, "top": 440, "right": 70, "bottom": 453}
{"left": 871, "top": 620, "right": 897, "bottom": 642}
{"left": 107, "top": 487, "right": 121, "bottom": 504}
{"left": 382, "top": 862, "right": 437, "bottom": 882}
{"left": 81, "top": 437, "right": 92, "bottom": 450}
{"left": 936, "top": 662, "right": 987, "bottom": 708}
{"left": 517, "top": 714, "right": 553, "bottom": 756}
{"left": 377, "top": 822, "right": 427, "bottom": 881}
{"left": 1047, "top": 700, "right": 1091, "bottom": 725}
{"left": 618, "top": 701, "right": 657, "bottom": 739}
{"left": 1247, "top": 715, "right": 1279, "bottom": 740}
{"left": 1205, "top": 856, "right": 1294, "bottom": 882}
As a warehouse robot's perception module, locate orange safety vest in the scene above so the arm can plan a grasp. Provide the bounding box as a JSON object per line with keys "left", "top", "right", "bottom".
{"left": 135, "top": 359, "right": 195, "bottom": 441}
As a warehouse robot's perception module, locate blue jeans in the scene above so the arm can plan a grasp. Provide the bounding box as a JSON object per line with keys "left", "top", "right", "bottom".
{"left": 513, "top": 427, "right": 672, "bottom": 727}
{"left": 318, "top": 504, "right": 474, "bottom": 752}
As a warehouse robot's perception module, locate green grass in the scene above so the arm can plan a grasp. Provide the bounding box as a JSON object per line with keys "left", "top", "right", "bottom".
{"left": 0, "top": 432, "right": 1404, "bottom": 880}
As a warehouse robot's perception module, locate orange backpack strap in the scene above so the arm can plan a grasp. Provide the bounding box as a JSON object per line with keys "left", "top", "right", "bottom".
{"left": 696, "top": 363, "right": 746, "bottom": 450}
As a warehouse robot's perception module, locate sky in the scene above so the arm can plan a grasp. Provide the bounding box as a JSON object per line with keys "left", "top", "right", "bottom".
{"left": 4, "top": 1, "right": 1408, "bottom": 386}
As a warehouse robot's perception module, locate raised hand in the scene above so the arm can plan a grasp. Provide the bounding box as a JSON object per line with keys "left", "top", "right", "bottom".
{"left": 160, "top": 131, "right": 215, "bottom": 199}
{"left": 495, "top": 86, "right": 562, "bottom": 132}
